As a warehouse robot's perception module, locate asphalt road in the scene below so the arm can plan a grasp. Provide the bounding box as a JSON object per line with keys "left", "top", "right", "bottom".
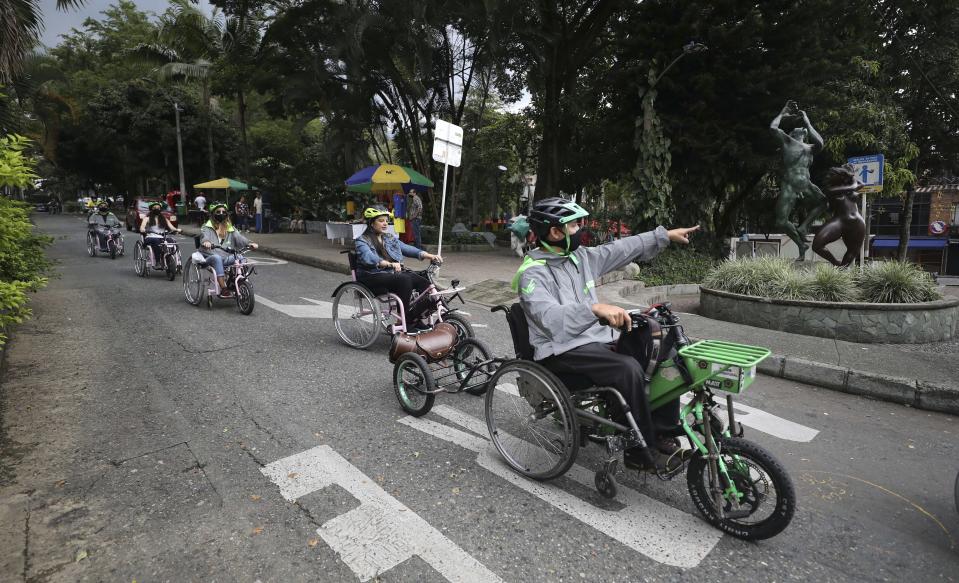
{"left": 1, "top": 213, "right": 957, "bottom": 582}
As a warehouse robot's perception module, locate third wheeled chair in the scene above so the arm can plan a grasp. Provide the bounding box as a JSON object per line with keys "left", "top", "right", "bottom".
{"left": 331, "top": 250, "right": 473, "bottom": 349}
{"left": 483, "top": 302, "right": 796, "bottom": 540}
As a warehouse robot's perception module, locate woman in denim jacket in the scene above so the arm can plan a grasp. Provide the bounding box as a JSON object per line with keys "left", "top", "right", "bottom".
{"left": 354, "top": 207, "right": 442, "bottom": 326}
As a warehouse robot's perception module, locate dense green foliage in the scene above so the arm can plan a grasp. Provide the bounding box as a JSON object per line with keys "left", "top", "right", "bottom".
{"left": 0, "top": 136, "right": 52, "bottom": 345}
{"left": 633, "top": 247, "right": 718, "bottom": 287}
{"left": 703, "top": 257, "right": 942, "bottom": 303}
{"left": 1, "top": 0, "right": 955, "bottom": 248}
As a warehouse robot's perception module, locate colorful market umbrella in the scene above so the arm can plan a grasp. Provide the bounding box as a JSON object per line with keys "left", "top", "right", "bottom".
{"left": 193, "top": 178, "right": 250, "bottom": 190}
{"left": 344, "top": 164, "right": 434, "bottom": 193}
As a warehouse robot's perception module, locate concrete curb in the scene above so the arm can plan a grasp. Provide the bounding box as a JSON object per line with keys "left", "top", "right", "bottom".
{"left": 759, "top": 353, "right": 957, "bottom": 414}
{"left": 681, "top": 339, "right": 959, "bottom": 415}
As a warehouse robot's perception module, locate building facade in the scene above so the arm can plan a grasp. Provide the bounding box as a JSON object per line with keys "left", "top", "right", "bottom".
{"left": 869, "top": 179, "right": 959, "bottom": 275}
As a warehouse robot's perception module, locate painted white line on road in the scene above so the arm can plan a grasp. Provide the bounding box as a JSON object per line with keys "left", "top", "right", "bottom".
{"left": 258, "top": 295, "right": 333, "bottom": 318}
{"left": 495, "top": 382, "right": 817, "bottom": 443}
{"left": 679, "top": 395, "right": 819, "bottom": 443}
{"left": 261, "top": 445, "right": 504, "bottom": 583}
{"left": 471, "top": 324, "right": 488, "bottom": 328}
{"left": 399, "top": 405, "right": 721, "bottom": 569}
{"left": 243, "top": 255, "right": 289, "bottom": 266}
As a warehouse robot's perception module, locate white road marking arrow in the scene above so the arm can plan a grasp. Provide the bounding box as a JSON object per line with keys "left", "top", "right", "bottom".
{"left": 261, "top": 445, "right": 504, "bottom": 583}
{"left": 399, "top": 405, "right": 722, "bottom": 569}
{"left": 258, "top": 295, "right": 334, "bottom": 318}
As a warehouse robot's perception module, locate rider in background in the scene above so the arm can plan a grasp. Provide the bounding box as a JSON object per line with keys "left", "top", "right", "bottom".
{"left": 515, "top": 197, "right": 700, "bottom": 470}
{"left": 87, "top": 202, "right": 121, "bottom": 249}
{"left": 139, "top": 201, "right": 181, "bottom": 262}
{"left": 354, "top": 207, "right": 443, "bottom": 327}
{"left": 199, "top": 203, "right": 258, "bottom": 297}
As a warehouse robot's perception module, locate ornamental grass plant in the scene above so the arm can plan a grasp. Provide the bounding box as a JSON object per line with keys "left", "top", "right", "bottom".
{"left": 702, "top": 256, "right": 792, "bottom": 298}
{"left": 702, "top": 258, "right": 941, "bottom": 303}
{"left": 855, "top": 260, "right": 942, "bottom": 303}
{"left": 809, "top": 263, "right": 860, "bottom": 302}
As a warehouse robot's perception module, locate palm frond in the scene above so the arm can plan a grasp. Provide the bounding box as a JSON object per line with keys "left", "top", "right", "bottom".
{"left": 157, "top": 60, "right": 212, "bottom": 82}
{"left": 55, "top": 0, "right": 85, "bottom": 10}
{"left": 128, "top": 43, "right": 181, "bottom": 65}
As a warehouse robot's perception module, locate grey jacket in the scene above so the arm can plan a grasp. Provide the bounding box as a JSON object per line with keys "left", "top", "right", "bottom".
{"left": 199, "top": 223, "right": 251, "bottom": 259}
{"left": 514, "top": 227, "right": 670, "bottom": 360}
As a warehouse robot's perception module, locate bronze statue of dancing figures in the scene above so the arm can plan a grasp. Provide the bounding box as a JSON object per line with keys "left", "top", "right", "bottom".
{"left": 810, "top": 164, "right": 866, "bottom": 267}
{"left": 770, "top": 101, "right": 829, "bottom": 259}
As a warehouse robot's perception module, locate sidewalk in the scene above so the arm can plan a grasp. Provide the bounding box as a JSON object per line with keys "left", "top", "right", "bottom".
{"left": 188, "top": 226, "right": 959, "bottom": 414}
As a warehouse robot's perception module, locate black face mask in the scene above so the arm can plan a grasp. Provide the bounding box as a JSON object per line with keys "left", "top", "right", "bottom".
{"left": 213, "top": 213, "right": 227, "bottom": 222}
{"left": 546, "top": 228, "right": 582, "bottom": 254}
{"left": 150, "top": 208, "right": 161, "bottom": 215}
{"left": 98, "top": 209, "right": 108, "bottom": 215}
{"left": 565, "top": 230, "right": 583, "bottom": 253}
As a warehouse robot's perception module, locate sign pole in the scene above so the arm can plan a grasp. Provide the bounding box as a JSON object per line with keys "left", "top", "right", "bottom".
{"left": 432, "top": 119, "right": 463, "bottom": 258}
{"left": 437, "top": 161, "right": 450, "bottom": 257}
{"left": 860, "top": 192, "right": 867, "bottom": 268}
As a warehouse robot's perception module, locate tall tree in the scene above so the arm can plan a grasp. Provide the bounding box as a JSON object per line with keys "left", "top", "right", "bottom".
{"left": 499, "top": 0, "right": 625, "bottom": 200}
{"left": 0, "top": 0, "right": 83, "bottom": 82}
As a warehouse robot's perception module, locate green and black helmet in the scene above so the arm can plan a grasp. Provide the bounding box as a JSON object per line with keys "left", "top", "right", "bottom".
{"left": 528, "top": 197, "right": 589, "bottom": 241}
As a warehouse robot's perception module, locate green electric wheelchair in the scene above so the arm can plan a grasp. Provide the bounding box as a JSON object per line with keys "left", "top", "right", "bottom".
{"left": 484, "top": 302, "right": 796, "bottom": 541}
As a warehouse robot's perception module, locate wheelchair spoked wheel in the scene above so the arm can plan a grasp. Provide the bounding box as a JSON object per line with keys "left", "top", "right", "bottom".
{"left": 86, "top": 232, "right": 97, "bottom": 257}
{"left": 686, "top": 437, "right": 796, "bottom": 541}
{"left": 182, "top": 259, "right": 204, "bottom": 306}
{"left": 451, "top": 338, "right": 494, "bottom": 396}
{"left": 394, "top": 353, "right": 435, "bottom": 417}
{"left": 485, "top": 361, "right": 579, "bottom": 480}
{"left": 333, "top": 283, "right": 381, "bottom": 349}
{"left": 236, "top": 280, "right": 255, "bottom": 315}
{"left": 133, "top": 241, "right": 147, "bottom": 276}
{"left": 441, "top": 312, "right": 475, "bottom": 343}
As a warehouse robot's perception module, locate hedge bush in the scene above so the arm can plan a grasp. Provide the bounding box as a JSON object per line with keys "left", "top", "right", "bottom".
{"left": 633, "top": 246, "right": 719, "bottom": 287}
{"left": 0, "top": 136, "right": 53, "bottom": 345}
{"left": 702, "top": 257, "right": 941, "bottom": 304}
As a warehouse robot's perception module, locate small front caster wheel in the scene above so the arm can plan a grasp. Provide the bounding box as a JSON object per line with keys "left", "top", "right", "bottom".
{"left": 595, "top": 471, "right": 618, "bottom": 499}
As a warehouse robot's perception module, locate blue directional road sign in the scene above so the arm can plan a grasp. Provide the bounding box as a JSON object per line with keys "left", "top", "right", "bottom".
{"left": 848, "top": 154, "right": 884, "bottom": 193}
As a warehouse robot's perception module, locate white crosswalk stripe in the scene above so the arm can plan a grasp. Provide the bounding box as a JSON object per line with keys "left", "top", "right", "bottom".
{"left": 399, "top": 405, "right": 723, "bottom": 568}
{"left": 261, "top": 445, "right": 504, "bottom": 583}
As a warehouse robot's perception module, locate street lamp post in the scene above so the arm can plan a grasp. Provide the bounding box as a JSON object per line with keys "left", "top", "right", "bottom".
{"left": 651, "top": 41, "right": 708, "bottom": 89}
{"left": 494, "top": 165, "right": 507, "bottom": 221}
{"left": 173, "top": 102, "right": 187, "bottom": 220}
{"left": 142, "top": 78, "right": 188, "bottom": 220}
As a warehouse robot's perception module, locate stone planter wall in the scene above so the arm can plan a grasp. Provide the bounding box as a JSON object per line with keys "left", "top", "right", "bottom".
{"left": 700, "top": 287, "right": 959, "bottom": 344}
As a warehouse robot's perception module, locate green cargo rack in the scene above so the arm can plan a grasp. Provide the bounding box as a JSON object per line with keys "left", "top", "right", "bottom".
{"left": 678, "top": 340, "right": 771, "bottom": 394}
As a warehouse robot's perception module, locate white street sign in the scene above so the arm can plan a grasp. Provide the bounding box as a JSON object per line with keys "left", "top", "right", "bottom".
{"left": 432, "top": 139, "right": 462, "bottom": 167}
{"left": 434, "top": 119, "right": 464, "bottom": 146}
{"left": 433, "top": 119, "right": 466, "bottom": 256}
{"left": 261, "top": 445, "right": 504, "bottom": 583}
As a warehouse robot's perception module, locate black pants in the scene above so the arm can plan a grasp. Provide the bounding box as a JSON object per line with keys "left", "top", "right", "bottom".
{"left": 357, "top": 270, "right": 431, "bottom": 321}
{"left": 540, "top": 338, "right": 681, "bottom": 448}
{"left": 144, "top": 236, "right": 173, "bottom": 264}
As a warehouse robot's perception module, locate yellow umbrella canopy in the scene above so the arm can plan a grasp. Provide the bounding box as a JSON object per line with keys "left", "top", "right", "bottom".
{"left": 193, "top": 178, "right": 250, "bottom": 190}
